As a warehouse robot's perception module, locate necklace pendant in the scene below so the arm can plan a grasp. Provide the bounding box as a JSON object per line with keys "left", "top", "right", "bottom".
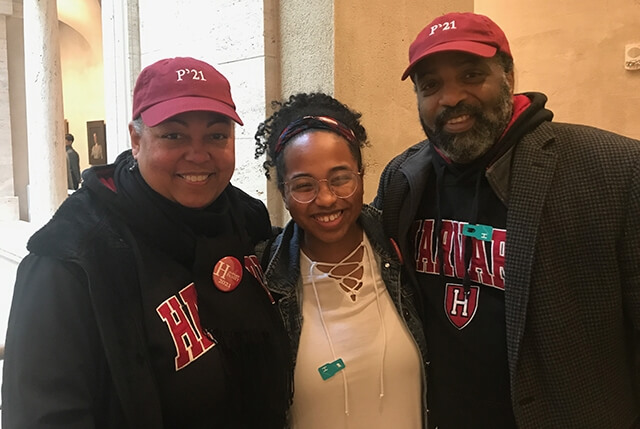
{"left": 318, "top": 358, "right": 346, "bottom": 380}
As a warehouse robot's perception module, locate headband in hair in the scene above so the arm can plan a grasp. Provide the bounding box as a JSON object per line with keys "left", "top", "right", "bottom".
{"left": 274, "top": 116, "right": 357, "bottom": 154}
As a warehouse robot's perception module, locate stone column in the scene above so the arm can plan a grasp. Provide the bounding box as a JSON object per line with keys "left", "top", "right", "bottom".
{"left": 263, "top": 0, "right": 334, "bottom": 226}
{"left": 23, "top": 0, "right": 66, "bottom": 225}
{"left": 102, "top": 0, "right": 140, "bottom": 163}
{"left": 0, "top": 0, "right": 19, "bottom": 221}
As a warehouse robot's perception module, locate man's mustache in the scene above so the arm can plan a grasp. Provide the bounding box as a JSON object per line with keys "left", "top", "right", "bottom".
{"left": 435, "top": 103, "right": 483, "bottom": 131}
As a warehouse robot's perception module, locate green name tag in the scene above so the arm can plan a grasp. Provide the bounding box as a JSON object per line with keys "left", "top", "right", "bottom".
{"left": 462, "top": 224, "right": 494, "bottom": 241}
{"left": 318, "top": 358, "right": 346, "bottom": 380}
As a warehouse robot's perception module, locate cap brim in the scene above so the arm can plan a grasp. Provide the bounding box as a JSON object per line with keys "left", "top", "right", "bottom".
{"left": 140, "top": 96, "right": 244, "bottom": 126}
{"left": 401, "top": 41, "right": 498, "bottom": 80}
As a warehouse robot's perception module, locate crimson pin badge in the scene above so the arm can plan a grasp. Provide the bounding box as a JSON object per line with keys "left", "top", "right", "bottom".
{"left": 212, "top": 256, "right": 243, "bottom": 292}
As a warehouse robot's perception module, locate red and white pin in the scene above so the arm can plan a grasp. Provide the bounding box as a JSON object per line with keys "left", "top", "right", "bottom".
{"left": 212, "top": 256, "right": 243, "bottom": 292}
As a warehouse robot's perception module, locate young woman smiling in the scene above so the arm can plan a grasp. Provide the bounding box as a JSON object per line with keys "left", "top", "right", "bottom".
{"left": 255, "top": 92, "right": 428, "bottom": 429}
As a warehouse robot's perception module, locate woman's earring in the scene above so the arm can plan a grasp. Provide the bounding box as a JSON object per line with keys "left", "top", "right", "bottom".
{"left": 129, "top": 159, "right": 138, "bottom": 172}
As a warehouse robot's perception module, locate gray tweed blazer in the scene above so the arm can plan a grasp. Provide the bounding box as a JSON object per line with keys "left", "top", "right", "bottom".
{"left": 374, "top": 120, "right": 640, "bottom": 428}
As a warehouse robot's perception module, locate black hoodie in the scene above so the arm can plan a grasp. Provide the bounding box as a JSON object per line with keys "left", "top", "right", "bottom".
{"left": 414, "top": 93, "right": 552, "bottom": 429}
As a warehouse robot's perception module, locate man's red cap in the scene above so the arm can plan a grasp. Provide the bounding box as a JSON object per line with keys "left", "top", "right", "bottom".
{"left": 132, "top": 57, "right": 243, "bottom": 126}
{"left": 402, "top": 12, "right": 512, "bottom": 80}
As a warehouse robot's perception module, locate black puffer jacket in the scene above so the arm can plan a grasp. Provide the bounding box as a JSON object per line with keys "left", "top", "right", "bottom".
{"left": 2, "top": 154, "right": 275, "bottom": 428}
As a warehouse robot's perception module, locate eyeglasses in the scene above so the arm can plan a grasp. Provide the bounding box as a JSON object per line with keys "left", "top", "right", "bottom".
{"left": 283, "top": 171, "right": 361, "bottom": 204}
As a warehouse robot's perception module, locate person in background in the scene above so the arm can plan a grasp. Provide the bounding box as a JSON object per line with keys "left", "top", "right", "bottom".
{"left": 374, "top": 11, "right": 640, "bottom": 429}
{"left": 255, "top": 92, "right": 428, "bottom": 429}
{"left": 65, "top": 133, "right": 81, "bottom": 190}
{"left": 2, "top": 56, "right": 291, "bottom": 429}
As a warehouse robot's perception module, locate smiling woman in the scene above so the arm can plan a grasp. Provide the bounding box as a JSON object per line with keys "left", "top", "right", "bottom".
{"left": 280, "top": 130, "right": 363, "bottom": 262}
{"left": 130, "top": 111, "right": 236, "bottom": 208}
{"left": 2, "top": 57, "right": 292, "bottom": 429}
{"left": 254, "top": 92, "right": 429, "bottom": 429}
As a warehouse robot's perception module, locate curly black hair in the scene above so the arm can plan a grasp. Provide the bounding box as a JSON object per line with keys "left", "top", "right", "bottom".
{"left": 254, "top": 92, "right": 368, "bottom": 192}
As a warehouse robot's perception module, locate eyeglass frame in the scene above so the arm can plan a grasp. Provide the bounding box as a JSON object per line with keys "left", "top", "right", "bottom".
{"left": 281, "top": 170, "right": 362, "bottom": 204}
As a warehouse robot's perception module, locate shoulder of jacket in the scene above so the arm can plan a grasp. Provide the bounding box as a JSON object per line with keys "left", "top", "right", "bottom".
{"left": 265, "top": 220, "right": 300, "bottom": 269}
{"left": 360, "top": 205, "right": 383, "bottom": 241}
{"left": 525, "top": 122, "right": 640, "bottom": 156}
{"left": 386, "top": 140, "right": 429, "bottom": 170}
{"left": 270, "top": 220, "right": 297, "bottom": 257}
{"left": 228, "top": 184, "right": 272, "bottom": 243}
{"left": 360, "top": 204, "right": 382, "bottom": 222}
{"left": 360, "top": 205, "right": 398, "bottom": 261}
{"left": 27, "top": 190, "right": 123, "bottom": 259}
{"left": 375, "top": 140, "right": 429, "bottom": 210}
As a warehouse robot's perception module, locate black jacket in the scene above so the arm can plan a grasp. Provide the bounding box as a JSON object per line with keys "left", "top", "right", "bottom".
{"left": 374, "top": 93, "right": 640, "bottom": 428}
{"left": 2, "top": 161, "right": 273, "bottom": 428}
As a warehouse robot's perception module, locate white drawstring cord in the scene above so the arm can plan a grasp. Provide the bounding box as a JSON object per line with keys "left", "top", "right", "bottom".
{"left": 306, "top": 238, "right": 388, "bottom": 416}
{"left": 310, "top": 260, "right": 351, "bottom": 415}
{"left": 366, "top": 245, "right": 387, "bottom": 399}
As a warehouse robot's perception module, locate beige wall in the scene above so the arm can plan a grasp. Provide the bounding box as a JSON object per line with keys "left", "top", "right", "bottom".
{"left": 334, "top": 0, "right": 640, "bottom": 204}
{"left": 334, "top": 0, "right": 473, "bottom": 203}
{"left": 476, "top": 0, "right": 640, "bottom": 140}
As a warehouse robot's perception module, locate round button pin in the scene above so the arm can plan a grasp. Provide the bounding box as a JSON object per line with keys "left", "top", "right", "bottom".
{"left": 212, "top": 256, "right": 243, "bottom": 292}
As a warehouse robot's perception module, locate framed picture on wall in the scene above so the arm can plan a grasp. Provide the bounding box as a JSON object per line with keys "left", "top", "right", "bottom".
{"left": 87, "top": 120, "right": 107, "bottom": 165}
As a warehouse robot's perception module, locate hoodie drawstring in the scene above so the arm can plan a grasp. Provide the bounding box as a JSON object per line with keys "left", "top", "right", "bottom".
{"left": 308, "top": 240, "right": 387, "bottom": 416}
{"left": 432, "top": 159, "right": 484, "bottom": 296}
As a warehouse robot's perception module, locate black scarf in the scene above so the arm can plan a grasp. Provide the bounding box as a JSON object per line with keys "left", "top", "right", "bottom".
{"left": 98, "top": 151, "right": 292, "bottom": 428}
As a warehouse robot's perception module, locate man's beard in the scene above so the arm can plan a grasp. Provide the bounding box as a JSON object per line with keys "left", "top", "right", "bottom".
{"left": 420, "top": 79, "right": 513, "bottom": 164}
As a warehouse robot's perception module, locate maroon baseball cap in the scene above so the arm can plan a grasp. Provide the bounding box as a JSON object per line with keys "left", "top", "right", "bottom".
{"left": 402, "top": 12, "right": 512, "bottom": 80}
{"left": 132, "top": 57, "right": 243, "bottom": 126}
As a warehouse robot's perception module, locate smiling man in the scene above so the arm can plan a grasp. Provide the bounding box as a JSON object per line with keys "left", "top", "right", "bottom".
{"left": 374, "top": 12, "right": 640, "bottom": 429}
{"left": 2, "top": 57, "right": 292, "bottom": 429}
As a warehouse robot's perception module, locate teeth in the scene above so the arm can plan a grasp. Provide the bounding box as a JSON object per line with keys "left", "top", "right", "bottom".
{"left": 447, "top": 115, "right": 470, "bottom": 124}
{"left": 315, "top": 212, "right": 341, "bottom": 223}
{"left": 182, "top": 174, "right": 209, "bottom": 182}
